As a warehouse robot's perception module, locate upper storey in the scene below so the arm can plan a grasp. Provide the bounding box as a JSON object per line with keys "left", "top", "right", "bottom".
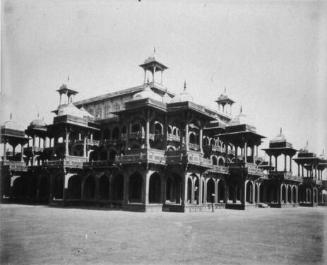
{"left": 73, "top": 55, "right": 232, "bottom": 124}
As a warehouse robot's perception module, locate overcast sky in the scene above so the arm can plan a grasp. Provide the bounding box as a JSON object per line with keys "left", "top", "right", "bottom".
{"left": 1, "top": 0, "right": 327, "bottom": 161}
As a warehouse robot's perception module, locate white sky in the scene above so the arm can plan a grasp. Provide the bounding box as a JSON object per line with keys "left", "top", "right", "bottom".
{"left": 1, "top": 0, "right": 327, "bottom": 162}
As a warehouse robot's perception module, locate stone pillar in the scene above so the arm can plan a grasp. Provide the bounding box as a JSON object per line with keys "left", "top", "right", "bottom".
{"left": 269, "top": 155, "right": 272, "bottom": 167}
{"left": 284, "top": 154, "right": 287, "bottom": 172}
{"left": 198, "top": 177, "right": 203, "bottom": 205}
{"left": 203, "top": 179, "right": 207, "bottom": 204}
{"left": 244, "top": 142, "right": 247, "bottom": 163}
{"left": 182, "top": 173, "right": 188, "bottom": 206}
{"left": 301, "top": 165, "right": 304, "bottom": 177}
{"left": 161, "top": 175, "right": 166, "bottom": 204}
{"left": 275, "top": 156, "right": 278, "bottom": 171}
{"left": 21, "top": 145, "right": 24, "bottom": 162}
{"left": 145, "top": 114, "right": 150, "bottom": 149}
{"left": 279, "top": 185, "right": 282, "bottom": 204}
{"left": 242, "top": 182, "right": 246, "bottom": 204}
{"left": 83, "top": 135, "right": 87, "bottom": 158}
{"left": 199, "top": 128, "right": 203, "bottom": 153}
{"left": 191, "top": 178, "right": 195, "bottom": 204}
{"left": 289, "top": 156, "right": 292, "bottom": 173}
{"left": 185, "top": 123, "right": 189, "bottom": 151}
{"left": 163, "top": 115, "right": 168, "bottom": 151}
{"left": 65, "top": 129, "right": 70, "bottom": 157}
{"left": 252, "top": 146, "right": 255, "bottom": 163}
{"left": 214, "top": 180, "right": 218, "bottom": 203}
{"left": 252, "top": 182, "right": 255, "bottom": 204}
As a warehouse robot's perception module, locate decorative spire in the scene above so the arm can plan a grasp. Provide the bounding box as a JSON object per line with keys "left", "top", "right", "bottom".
{"left": 224, "top": 87, "right": 226, "bottom": 94}
{"left": 9, "top": 113, "right": 12, "bottom": 120}
{"left": 305, "top": 140, "right": 309, "bottom": 150}
{"left": 184, "top": 80, "right": 187, "bottom": 91}
{"left": 280, "top": 127, "right": 282, "bottom": 135}
{"left": 240, "top": 105, "right": 243, "bottom": 114}
{"left": 153, "top": 47, "right": 156, "bottom": 57}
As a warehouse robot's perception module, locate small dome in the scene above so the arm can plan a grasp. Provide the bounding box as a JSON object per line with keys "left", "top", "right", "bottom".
{"left": 133, "top": 83, "right": 162, "bottom": 101}
{"left": 171, "top": 81, "right": 193, "bottom": 103}
{"left": 230, "top": 106, "right": 248, "bottom": 126}
{"left": 29, "top": 118, "right": 46, "bottom": 128}
{"left": 2, "top": 119, "right": 24, "bottom": 131}
{"left": 271, "top": 128, "right": 286, "bottom": 143}
{"left": 57, "top": 103, "right": 84, "bottom": 118}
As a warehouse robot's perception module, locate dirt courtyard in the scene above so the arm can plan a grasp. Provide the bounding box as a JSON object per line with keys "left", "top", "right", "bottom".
{"left": 0, "top": 204, "right": 326, "bottom": 265}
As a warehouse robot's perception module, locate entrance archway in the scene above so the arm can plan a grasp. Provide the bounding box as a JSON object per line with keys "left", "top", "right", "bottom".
{"left": 67, "top": 175, "right": 81, "bottom": 199}
{"left": 99, "top": 175, "right": 109, "bottom": 200}
{"left": 84, "top": 176, "right": 95, "bottom": 200}
{"left": 129, "top": 172, "right": 143, "bottom": 203}
{"left": 111, "top": 174, "right": 124, "bottom": 201}
{"left": 149, "top": 173, "right": 161, "bottom": 203}
{"left": 207, "top": 178, "right": 215, "bottom": 203}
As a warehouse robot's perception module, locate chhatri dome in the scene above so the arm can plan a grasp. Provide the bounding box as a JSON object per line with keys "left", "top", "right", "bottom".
{"left": 270, "top": 128, "right": 286, "bottom": 143}
{"left": 29, "top": 114, "right": 46, "bottom": 128}
{"left": 1, "top": 114, "right": 24, "bottom": 131}
{"left": 230, "top": 106, "right": 249, "bottom": 126}
{"left": 171, "top": 81, "right": 193, "bottom": 103}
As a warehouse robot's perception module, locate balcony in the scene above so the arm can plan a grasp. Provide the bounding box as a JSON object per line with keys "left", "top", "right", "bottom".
{"left": 73, "top": 139, "right": 100, "bottom": 146}
{"left": 115, "top": 149, "right": 166, "bottom": 165}
{"left": 2, "top": 160, "right": 27, "bottom": 172}
{"left": 268, "top": 171, "right": 300, "bottom": 182}
{"left": 166, "top": 150, "right": 212, "bottom": 169}
{"left": 84, "top": 160, "right": 113, "bottom": 168}
{"left": 210, "top": 165, "right": 229, "bottom": 174}
{"left": 229, "top": 161, "right": 264, "bottom": 177}
{"left": 167, "top": 134, "right": 180, "bottom": 142}
{"left": 302, "top": 177, "right": 323, "bottom": 186}
{"left": 189, "top": 143, "right": 200, "bottom": 151}
{"left": 43, "top": 155, "right": 87, "bottom": 169}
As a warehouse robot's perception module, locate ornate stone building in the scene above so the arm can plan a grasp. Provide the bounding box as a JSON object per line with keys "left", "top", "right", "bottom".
{"left": 1, "top": 56, "right": 327, "bottom": 211}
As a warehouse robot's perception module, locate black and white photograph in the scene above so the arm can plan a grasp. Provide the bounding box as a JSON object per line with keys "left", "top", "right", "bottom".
{"left": 1, "top": 0, "right": 327, "bottom": 264}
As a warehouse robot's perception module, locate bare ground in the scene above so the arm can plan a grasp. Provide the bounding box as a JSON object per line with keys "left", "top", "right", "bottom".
{"left": 0, "top": 204, "right": 326, "bottom": 265}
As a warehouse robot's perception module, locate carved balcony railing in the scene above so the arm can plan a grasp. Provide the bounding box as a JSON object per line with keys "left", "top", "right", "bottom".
{"left": 2, "top": 160, "right": 28, "bottom": 172}
{"left": 43, "top": 155, "right": 87, "bottom": 169}
{"left": 167, "top": 134, "right": 180, "bottom": 142}
{"left": 84, "top": 160, "right": 113, "bottom": 168}
{"left": 189, "top": 143, "right": 200, "bottom": 151}
{"left": 268, "top": 171, "right": 301, "bottom": 182}
{"left": 229, "top": 161, "right": 264, "bottom": 177}
{"left": 115, "top": 149, "right": 166, "bottom": 165}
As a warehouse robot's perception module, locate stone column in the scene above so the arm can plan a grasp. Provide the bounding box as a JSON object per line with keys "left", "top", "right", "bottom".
{"left": 65, "top": 129, "right": 70, "bottom": 157}
{"left": 185, "top": 123, "right": 189, "bottom": 151}
{"left": 199, "top": 128, "right": 203, "bottom": 153}
{"left": 284, "top": 154, "right": 287, "bottom": 172}
{"left": 244, "top": 142, "right": 247, "bottom": 163}
{"left": 161, "top": 175, "right": 166, "bottom": 204}
{"left": 275, "top": 156, "right": 278, "bottom": 171}
{"left": 198, "top": 177, "right": 203, "bottom": 205}
{"left": 21, "top": 145, "right": 24, "bottom": 162}
{"left": 252, "top": 183, "right": 255, "bottom": 204}
{"left": 3, "top": 140, "right": 7, "bottom": 161}
{"left": 289, "top": 156, "right": 292, "bottom": 173}
{"left": 269, "top": 155, "right": 272, "bottom": 167}
{"left": 145, "top": 113, "right": 150, "bottom": 149}
{"left": 182, "top": 173, "right": 188, "bottom": 206}
{"left": 163, "top": 115, "right": 168, "bottom": 151}
{"left": 252, "top": 146, "right": 255, "bottom": 163}
{"left": 257, "top": 184, "right": 261, "bottom": 203}
{"left": 83, "top": 135, "right": 87, "bottom": 158}
{"left": 214, "top": 180, "right": 218, "bottom": 203}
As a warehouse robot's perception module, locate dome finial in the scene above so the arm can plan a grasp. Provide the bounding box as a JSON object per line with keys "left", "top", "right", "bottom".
{"left": 224, "top": 87, "right": 226, "bottom": 94}
{"left": 240, "top": 105, "right": 243, "bottom": 114}
{"left": 280, "top": 127, "right": 282, "bottom": 135}
{"left": 305, "top": 140, "right": 309, "bottom": 150}
{"left": 9, "top": 113, "right": 12, "bottom": 120}
{"left": 153, "top": 46, "right": 156, "bottom": 57}
{"left": 184, "top": 80, "right": 187, "bottom": 91}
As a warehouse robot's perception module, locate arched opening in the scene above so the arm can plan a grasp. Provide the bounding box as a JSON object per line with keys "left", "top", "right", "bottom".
{"left": 165, "top": 174, "right": 182, "bottom": 204}
{"left": 12, "top": 176, "right": 26, "bottom": 199}
{"left": 282, "top": 185, "right": 286, "bottom": 203}
{"left": 112, "top": 127, "right": 120, "bottom": 140}
{"left": 206, "top": 178, "right": 215, "bottom": 203}
{"left": 189, "top": 133, "right": 196, "bottom": 144}
{"left": 212, "top": 156, "right": 218, "bottom": 166}
{"left": 83, "top": 176, "right": 95, "bottom": 200}
{"left": 89, "top": 151, "right": 97, "bottom": 162}
{"left": 99, "top": 175, "right": 109, "bottom": 200}
{"left": 246, "top": 181, "right": 253, "bottom": 203}
{"left": 154, "top": 122, "right": 163, "bottom": 135}
{"left": 218, "top": 180, "right": 225, "bottom": 203}
{"left": 187, "top": 178, "right": 192, "bottom": 203}
{"left": 67, "top": 175, "right": 81, "bottom": 199}
{"left": 167, "top": 126, "right": 172, "bottom": 134}
{"left": 218, "top": 157, "right": 224, "bottom": 166}
{"left": 255, "top": 184, "right": 259, "bottom": 203}
{"left": 149, "top": 173, "right": 161, "bottom": 203}
{"left": 129, "top": 172, "right": 143, "bottom": 203}
{"left": 203, "top": 137, "right": 209, "bottom": 146}
{"left": 111, "top": 174, "right": 124, "bottom": 201}
{"left": 288, "top": 186, "right": 292, "bottom": 203}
